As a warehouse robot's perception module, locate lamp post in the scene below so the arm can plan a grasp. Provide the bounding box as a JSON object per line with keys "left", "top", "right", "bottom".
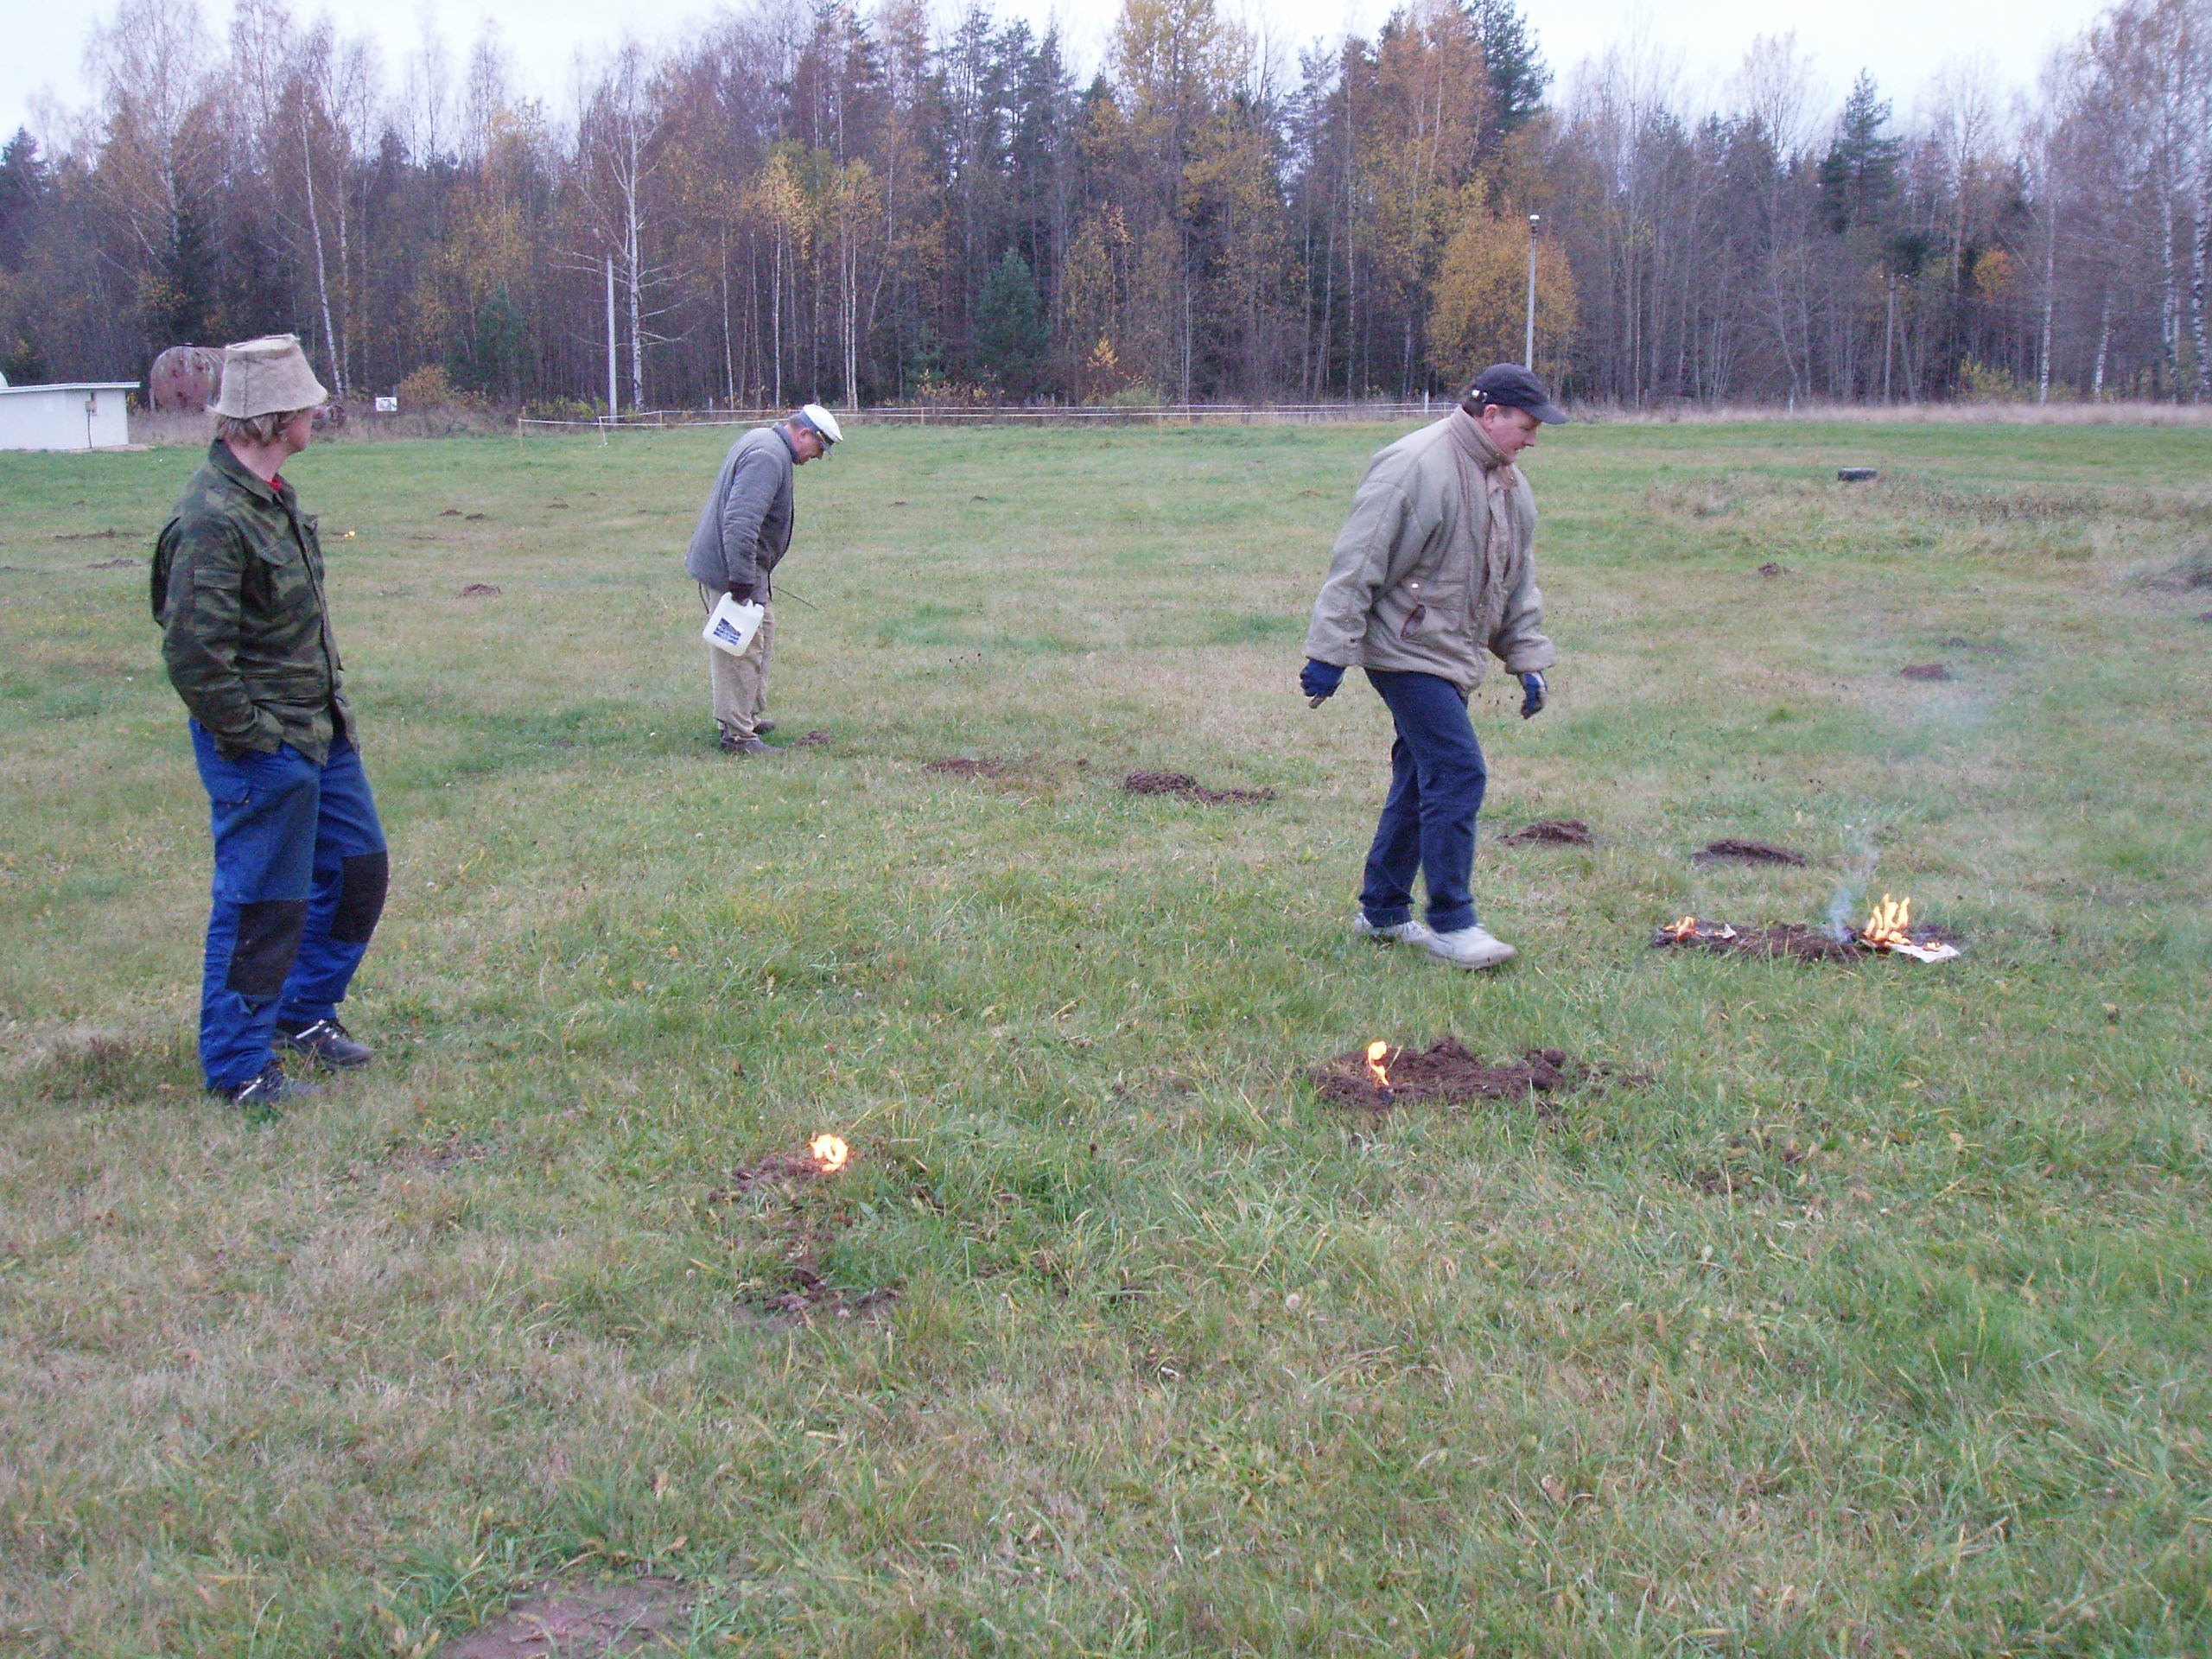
{"left": 1523, "top": 213, "right": 1540, "bottom": 368}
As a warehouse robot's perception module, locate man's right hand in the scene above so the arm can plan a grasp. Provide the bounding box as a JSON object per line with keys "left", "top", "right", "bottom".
{"left": 1300, "top": 659, "right": 1344, "bottom": 702}
{"left": 726, "top": 581, "right": 756, "bottom": 604}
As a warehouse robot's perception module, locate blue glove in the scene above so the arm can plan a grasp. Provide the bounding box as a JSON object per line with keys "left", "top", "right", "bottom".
{"left": 1300, "top": 659, "right": 1345, "bottom": 702}
{"left": 1519, "top": 671, "right": 1547, "bottom": 720}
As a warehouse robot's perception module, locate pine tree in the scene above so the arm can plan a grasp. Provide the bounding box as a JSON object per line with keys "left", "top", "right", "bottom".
{"left": 974, "top": 249, "right": 1047, "bottom": 395}
{"left": 1464, "top": 0, "right": 1550, "bottom": 137}
{"left": 1818, "top": 72, "right": 1901, "bottom": 234}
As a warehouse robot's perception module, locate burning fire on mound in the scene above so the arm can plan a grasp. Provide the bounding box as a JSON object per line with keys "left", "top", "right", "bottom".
{"left": 1860, "top": 893, "right": 1912, "bottom": 948}
{"left": 1365, "top": 1041, "right": 1391, "bottom": 1090}
{"left": 809, "top": 1134, "right": 849, "bottom": 1174}
{"left": 1664, "top": 915, "right": 1738, "bottom": 943}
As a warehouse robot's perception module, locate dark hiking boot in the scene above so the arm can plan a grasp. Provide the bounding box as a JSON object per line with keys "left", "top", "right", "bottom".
{"left": 755, "top": 718, "right": 777, "bottom": 734}
{"left": 722, "top": 735, "right": 772, "bottom": 755}
{"left": 276, "top": 1017, "right": 374, "bottom": 1070}
{"left": 209, "top": 1059, "right": 321, "bottom": 1114}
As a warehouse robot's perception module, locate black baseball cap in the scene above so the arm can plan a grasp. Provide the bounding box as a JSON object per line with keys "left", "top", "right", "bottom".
{"left": 1465, "top": 363, "right": 1567, "bottom": 424}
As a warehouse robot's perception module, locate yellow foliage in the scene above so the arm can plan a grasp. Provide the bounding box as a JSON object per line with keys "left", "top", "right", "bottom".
{"left": 1427, "top": 200, "right": 1577, "bottom": 383}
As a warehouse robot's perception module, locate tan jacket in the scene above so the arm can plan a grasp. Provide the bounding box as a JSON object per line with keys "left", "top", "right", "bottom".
{"left": 1302, "top": 410, "right": 1555, "bottom": 694}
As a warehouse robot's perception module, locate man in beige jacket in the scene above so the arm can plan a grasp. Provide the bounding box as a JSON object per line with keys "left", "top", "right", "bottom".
{"left": 1300, "top": 364, "right": 1562, "bottom": 969}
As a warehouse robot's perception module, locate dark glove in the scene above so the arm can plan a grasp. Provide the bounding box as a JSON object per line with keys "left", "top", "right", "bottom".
{"left": 1300, "top": 659, "right": 1345, "bottom": 702}
{"left": 726, "top": 581, "right": 756, "bottom": 604}
{"left": 1519, "top": 671, "right": 1547, "bottom": 720}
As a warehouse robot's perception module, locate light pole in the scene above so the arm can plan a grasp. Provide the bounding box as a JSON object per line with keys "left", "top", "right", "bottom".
{"left": 1523, "top": 213, "right": 1540, "bottom": 368}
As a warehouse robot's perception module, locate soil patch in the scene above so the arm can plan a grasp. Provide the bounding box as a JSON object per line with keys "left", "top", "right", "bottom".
{"left": 1757, "top": 562, "right": 1787, "bottom": 577}
{"left": 86, "top": 556, "right": 137, "bottom": 569}
{"left": 1898, "top": 663, "right": 1953, "bottom": 682}
{"left": 1499, "top": 818, "right": 1592, "bottom": 847}
{"left": 744, "top": 1252, "right": 902, "bottom": 1325}
{"left": 54, "top": 527, "right": 123, "bottom": 542}
{"left": 1311, "top": 1039, "right": 1615, "bottom": 1113}
{"left": 435, "top": 1574, "right": 688, "bottom": 1658}
{"left": 1651, "top": 922, "right": 1866, "bottom": 963}
{"left": 710, "top": 1146, "right": 847, "bottom": 1197}
{"left": 926, "top": 756, "right": 1010, "bottom": 776}
{"left": 1690, "top": 837, "right": 1807, "bottom": 868}
{"left": 1122, "top": 770, "right": 1274, "bottom": 805}
{"left": 787, "top": 730, "right": 830, "bottom": 747}
{"left": 458, "top": 582, "right": 502, "bottom": 597}
{"left": 2197, "top": 610, "right": 2212, "bottom": 623}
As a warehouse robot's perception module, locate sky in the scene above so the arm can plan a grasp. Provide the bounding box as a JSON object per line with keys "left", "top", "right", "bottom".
{"left": 6, "top": 0, "right": 2109, "bottom": 149}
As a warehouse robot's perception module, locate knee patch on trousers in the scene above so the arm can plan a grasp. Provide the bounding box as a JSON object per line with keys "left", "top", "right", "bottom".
{"left": 330, "top": 850, "right": 390, "bottom": 944}
{"left": 227, "top": 899, "right": 309, "bottom": 1000}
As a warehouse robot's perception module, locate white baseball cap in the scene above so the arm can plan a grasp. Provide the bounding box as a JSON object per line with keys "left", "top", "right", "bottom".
{"left": 794, "top": 403, "right": 842, "bottom": 448}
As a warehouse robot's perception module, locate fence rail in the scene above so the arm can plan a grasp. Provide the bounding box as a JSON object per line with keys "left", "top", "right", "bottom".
{"left": 516, "top": 400, "right": 1446, "bottom": 434}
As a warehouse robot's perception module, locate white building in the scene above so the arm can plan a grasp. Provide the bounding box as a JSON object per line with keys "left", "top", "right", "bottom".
{"left": 0, "top": 379, "right": 139, "bottom": 450}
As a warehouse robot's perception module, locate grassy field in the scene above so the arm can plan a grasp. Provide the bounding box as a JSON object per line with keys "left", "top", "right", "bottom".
{"left": 1, "top": 415, "right": 2209, "bottom": 1658}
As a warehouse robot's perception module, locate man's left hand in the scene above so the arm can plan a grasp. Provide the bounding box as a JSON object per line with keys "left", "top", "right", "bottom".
{"left": 1519, "top": 671, "right": 1547, "bottom": 720}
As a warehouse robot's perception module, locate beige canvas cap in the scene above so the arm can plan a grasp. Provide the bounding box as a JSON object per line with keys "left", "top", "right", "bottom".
{"left": 211, "top": 334, "right": 329, "bottom": 418}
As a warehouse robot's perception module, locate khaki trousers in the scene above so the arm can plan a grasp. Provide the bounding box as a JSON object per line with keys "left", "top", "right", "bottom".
{"left": 702, "top": 589, "right": 773, "bottom": 738}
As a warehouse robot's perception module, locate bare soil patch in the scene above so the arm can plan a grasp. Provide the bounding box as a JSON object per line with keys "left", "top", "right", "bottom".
{"left": 746, "top": 1253, "right": 902, "bottom": 1325}
{"left": 1122, "top": 770, "right": 1274, "bottom": 804}
{"left": 1690, "top": 838, "right": 1807, "bottom": 868}
{"left": 1499, "top": 818, "right": 1592, "bottom": 846}
{"left": 926, "top": 756, "right": 1012, "bottom": 776}
{"left": 86, "top": 556, "right": 137, "bottom": 569}
{"left": 1757, "top": 562, "right": 1787, "bottom": 576}
{"left": 54, "top": 527, "right": 123, "bottom": 542}
{"left": 1899, "top": 663, "right": 1953, "bottom": 682}
{"left": 458, "top": 582, "right": 502, "bottom": 598}
{"left": 435, "top": 1574, "right": 689, "bottom": 1658}
{"left": 1311, "top": 1039, "right": 1615, "bottom": 1113}
{"left": 787, "top": 730, "right": 831, "bottom": 747}
{"left": 709, "top": 1146, "right": 844, "bottom": 1197}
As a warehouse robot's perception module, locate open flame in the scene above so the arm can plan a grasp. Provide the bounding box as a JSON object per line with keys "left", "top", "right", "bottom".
{"left": 809, "top": 1134, "right": 849, "bottom": 1174}
{"left": 1861, "top": 893, "right": 1913, "bottom": 949}
{"left": 1668, "top": 914, "right": 1699, "bottom": 942}
{"left": 1365, "top": 1041, "right": 1392, "bottom": 1091}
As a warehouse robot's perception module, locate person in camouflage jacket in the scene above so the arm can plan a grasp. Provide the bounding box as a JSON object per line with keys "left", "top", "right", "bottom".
{"left": 153, "top": 335, "right": 388, "bottom": 1109}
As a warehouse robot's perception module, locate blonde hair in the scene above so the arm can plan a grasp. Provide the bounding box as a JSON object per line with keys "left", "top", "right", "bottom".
{"left": 215, "top": 408, "right": 311, "bottom": 446}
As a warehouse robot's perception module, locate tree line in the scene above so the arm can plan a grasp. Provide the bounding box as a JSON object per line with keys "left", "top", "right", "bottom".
{"left": 0, "top": 0, "right": 2205, "bottom": 412}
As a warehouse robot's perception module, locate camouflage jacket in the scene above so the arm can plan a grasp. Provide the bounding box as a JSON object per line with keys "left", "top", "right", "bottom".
{"left": 154, "top": 442, "right": 352, "bottom": 762}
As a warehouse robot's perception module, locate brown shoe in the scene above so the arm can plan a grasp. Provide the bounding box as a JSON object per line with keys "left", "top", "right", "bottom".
{"left": 722, "top": 735, "right": 772, "bottom": 755}
{"left": 755, "top": 718, "right": 777, "bottom": 734}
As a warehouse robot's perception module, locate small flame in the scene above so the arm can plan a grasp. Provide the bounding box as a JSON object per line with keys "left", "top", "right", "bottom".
{"left": 1365, "top": 1040, "right": 1392, "bottom": 1091}
{"left": 1669, "top": 915, "right": 1699, "bottom": 941}
{"left": 809, "top": 1134, "right": 849, "bottom": 1174}
{"left": 1861, "top": 893, "right": 1912, "bottom": 949}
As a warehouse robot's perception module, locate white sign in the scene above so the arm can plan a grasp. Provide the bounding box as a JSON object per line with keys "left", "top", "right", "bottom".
{"left": 373, "top": 396, "right": 397, "bottom": 413}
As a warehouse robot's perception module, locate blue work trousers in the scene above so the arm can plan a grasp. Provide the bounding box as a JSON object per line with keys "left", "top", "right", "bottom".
{"left": 190, "top": 722, "right": 388, "bottom": 1090}
{"left": 1358, "top": 669, "right": 1488, "bottom": 936}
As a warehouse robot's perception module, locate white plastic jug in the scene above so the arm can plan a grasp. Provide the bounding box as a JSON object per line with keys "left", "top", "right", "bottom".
{"left": 702, "top": 593, "right": 766, "bottom": 658}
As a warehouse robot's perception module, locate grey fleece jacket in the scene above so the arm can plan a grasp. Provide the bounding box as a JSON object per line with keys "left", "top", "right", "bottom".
{"left": 684, "top": 424, "right": 797, "bottom": 593}
{"left": 1302, "top": 410, "right": 1555, "bottom": 695}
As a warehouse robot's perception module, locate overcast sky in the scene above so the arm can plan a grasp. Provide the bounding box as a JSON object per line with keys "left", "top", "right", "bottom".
{"left": 8, "top": 0, "right": 2108, "bottom": 148}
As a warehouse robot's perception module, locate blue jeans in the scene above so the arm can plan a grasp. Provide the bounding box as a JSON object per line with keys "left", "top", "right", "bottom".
{"left": 1358, "top": 670, "right": 1487, "bottom": 936}
{"left": 190, "top": 723, "right": 388, "bottom": 1089}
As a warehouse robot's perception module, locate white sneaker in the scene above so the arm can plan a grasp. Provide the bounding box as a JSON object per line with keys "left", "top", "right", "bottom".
{"left": 1424, "top": 924, "right": 1517, "bottom": 969}
{"left": 1353, "top": 916, "right": 1434, "bottom": 946}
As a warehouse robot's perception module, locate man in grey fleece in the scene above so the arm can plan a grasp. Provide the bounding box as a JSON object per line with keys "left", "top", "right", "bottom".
{"left": 684, "top": 404, "right": 841, "bottom": 753}
{"left": 1300, "top": 364, "right": 1562, "bottom": 969}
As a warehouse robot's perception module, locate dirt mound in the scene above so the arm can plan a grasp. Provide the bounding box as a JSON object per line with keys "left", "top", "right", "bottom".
{"left": 1499, "top": 818, "right": 1592, "bottom": 846}
{"left": 1651, "top": 922, "right": 1859, "bottom": 963}
{"left": 435, "top": 1575, "right": 688, "bottom": 1657}
{"left": 1690, "top": 838, "right": 1807, "bottom": 868}
{"left": 927, "top": 756, "right": 1008, "bottom": 776}
{"left": 1122, "top": 770, "right": 1274, "bottom": 804}
{"left": 1311, "top": 1039, "right": 1612, "bottom": 1112}
{"left": 1898, "top": 663, "right": 1953, "bottom": 682}
{"left": 1757, "top": 562, "right": 1787, "bottom": 576}
{"left": 710, "top": 1145, "right": 848, "bottom": 1197}
{"left": 458, "top": 582, "right": 502, "bottom": 597}
{"left": 788, "top": 730, "right": 830, "bottom": 747}
{"left": 746, "top": 1256, "right": 901, "bottom": 1325}
{"left": 86, "top": 556, "right": 137, "bottom": 569}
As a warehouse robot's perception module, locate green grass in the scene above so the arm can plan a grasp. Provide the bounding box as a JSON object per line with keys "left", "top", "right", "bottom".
{"left": 2, "top": 418, "right": 2209, "bottom": 1657}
